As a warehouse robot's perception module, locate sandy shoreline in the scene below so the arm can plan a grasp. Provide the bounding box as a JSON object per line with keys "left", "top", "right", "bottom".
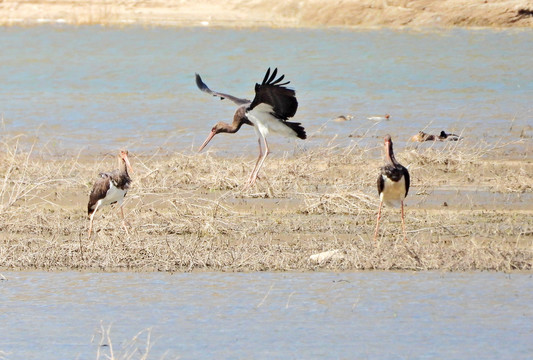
{"left": 0, "top": 136, "right": 531, "bottom": 272}
{"left": 1, "top": 0, "right": 532, "bottom": 28}
{"left": 1, "top": 2, "right": 532, "bottom": 271}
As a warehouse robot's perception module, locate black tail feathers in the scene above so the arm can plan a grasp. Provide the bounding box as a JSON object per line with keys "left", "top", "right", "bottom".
{"left": 286, "top": 121, "right": 307, "bottom": 140}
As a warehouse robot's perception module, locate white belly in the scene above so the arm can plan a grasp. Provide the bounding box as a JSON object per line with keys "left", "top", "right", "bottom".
{"left": 380, "top": 175, "right": 406, "bottom": 208}
{"left": 248, "top": 103, "right": 298, "bottom": 138}
{"left": 101, "top": 182, "right": 127, "bottom": 207}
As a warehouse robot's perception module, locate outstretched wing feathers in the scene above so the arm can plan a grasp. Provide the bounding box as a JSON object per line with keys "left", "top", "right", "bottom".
{"left": 261, "top": 67, "right": 290, "bottom": 87}
{"left": 195, "top": 68, "right": 299, "bottom": 122}
{"left": 249, "top": 68, "right": 298, "bottom": 120}
{"left": 261, "top": 68, "right": 272, "bottom": 85}
{"left": 271, "top": 74, "right": 288, "bottom": 86}
{"left": 195, "top": 73, "right": 251, "bottom": 106}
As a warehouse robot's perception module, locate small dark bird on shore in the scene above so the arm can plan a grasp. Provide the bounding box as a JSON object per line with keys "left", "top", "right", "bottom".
{"left": 195, "top": 68, "right": 306, "bottom": 187}
{"left": 87, "top": 150, "right": 133, "bottom": 238}
{"left": 438, "top": 130, "right": 462, "bottom": 141}
{"left": 374, "top": 135, "right": 410, "bottom": 242}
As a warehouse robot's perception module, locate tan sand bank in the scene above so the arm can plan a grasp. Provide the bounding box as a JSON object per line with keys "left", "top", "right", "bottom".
{"left": 1, "top": 0, "right": 532, "bottom": 28}
{"left": 0, "top": 136, "right": 531, "bottom": 272}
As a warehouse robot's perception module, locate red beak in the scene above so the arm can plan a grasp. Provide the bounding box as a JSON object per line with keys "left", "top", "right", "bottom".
{"left": 123, "top": 154, "right": 134, "bottom": 174}
{"left": 198, "top": 130, "right": 216, "bottom": 152}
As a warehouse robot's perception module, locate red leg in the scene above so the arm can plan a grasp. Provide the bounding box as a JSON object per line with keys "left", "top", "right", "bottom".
{"left": 120, "top": 205, "right": 129, "bottom": 236}
{"left": 88, "top": 202, "right": 101, "bottom": 239}
{"left": 373, "top": 200, "right": 383, "bottom": 242}
{"left": 244, "top": 138, "right": 263, "bottom": 189}
{"left": 401, "top": 200, "right": 407, "bottom": 242}
{"left": 250, "top": 139, "right": 270, "bottom": 185}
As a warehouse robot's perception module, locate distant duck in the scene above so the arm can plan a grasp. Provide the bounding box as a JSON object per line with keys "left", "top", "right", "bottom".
{"left": 87, "top": 150, "right": 133, "bottom": 238}
{"left": 333, "top": 115, "right": 353, "bottom": 122}
{"left": 410, "top": 131, "right": 436, "bottom": 142}
{"left": 374, "top": 135, "right": 410, "bottom": 242}
{"left": 367, "top": 114, "right": 390, "bottom": 121}
{"left": 438, "top": 131, "right": 462, "bottom": 141}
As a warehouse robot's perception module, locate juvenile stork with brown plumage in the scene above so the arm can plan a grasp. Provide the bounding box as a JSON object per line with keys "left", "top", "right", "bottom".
{"left": 374, "top": 135, "right": 410, "bottom": 242}
{"left": 87, "top": 150, "right": 133, "bottom": 238}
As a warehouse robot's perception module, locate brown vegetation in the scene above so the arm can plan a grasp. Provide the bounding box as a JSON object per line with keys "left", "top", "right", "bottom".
{"left": 0, "top": 0, "right": 532, "bottom": 28}
{"left": 93, "top": 323, "right": 152, "bottom": 360}
{"left": 0, "top": 135, "right": 531, "bottom": 272}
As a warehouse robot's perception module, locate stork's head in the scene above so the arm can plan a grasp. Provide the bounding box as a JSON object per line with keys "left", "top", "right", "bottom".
{"left": 198, "top": 122, "right": 229, "bottom": 152}
{"left": 119, "top": 150, "right": 134, "bottom": 174}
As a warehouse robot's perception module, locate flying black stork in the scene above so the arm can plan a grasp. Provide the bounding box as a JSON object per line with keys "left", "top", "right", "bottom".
{"left": 87, "top": 150, "right": 133, "bottom": 238}
{"left": 374, "top": 135, "right": 410, "bottom": 242}
{"left": 195, "top": 68, "right": 306, "bottom": 187}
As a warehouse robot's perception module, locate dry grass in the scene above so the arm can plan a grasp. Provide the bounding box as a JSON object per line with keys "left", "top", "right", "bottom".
{"left": 0, "top": 0, "right": 531, "bottom": 28}
{"left": 93, "top": 323, "right": 152, "bottom": 360}
{"left": 0, "top": 135, "right": 531, "bottom": 272}
{"left": 295, "top": 0, "right": 533, "bottom": 28}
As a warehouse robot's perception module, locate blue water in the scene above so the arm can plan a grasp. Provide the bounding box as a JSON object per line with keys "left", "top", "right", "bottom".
{"left": 0, "top": 271, "right": 532, "bottom": 359}
{"left": 1, "top": 26, "right": 531, "bottom": 154}
{"left": 1, "top": 27, "right": 532, "bottom": 360}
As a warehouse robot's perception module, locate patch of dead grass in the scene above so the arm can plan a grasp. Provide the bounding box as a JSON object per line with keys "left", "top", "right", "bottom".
{"left": 0, "top": 135, "right": 531, "bottom": 271}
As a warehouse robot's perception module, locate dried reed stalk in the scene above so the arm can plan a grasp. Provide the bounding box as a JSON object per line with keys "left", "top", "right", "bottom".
{"left": 0, "top": 136, "right": 531, "bottom": 271}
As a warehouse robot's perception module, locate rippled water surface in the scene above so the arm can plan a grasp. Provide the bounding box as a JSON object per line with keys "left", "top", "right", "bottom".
{"left": 1, "top": 27, "right": 532, "bottom": 360}
{"left": 1, "top": 26, "right": 531, "bottom": 154}
{"left": 1, "top": 271, "right": 532, "bottom": 359}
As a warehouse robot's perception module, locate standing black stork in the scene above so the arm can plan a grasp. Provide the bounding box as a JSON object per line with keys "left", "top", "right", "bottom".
{"left": 87, "top": 150, "right": 133, "bottom": 238}
{"left": 196, "top": 68, "right": 306, "bottom": 187}
{"left": 374, "top": 135, "right": 410, "bottom": 242}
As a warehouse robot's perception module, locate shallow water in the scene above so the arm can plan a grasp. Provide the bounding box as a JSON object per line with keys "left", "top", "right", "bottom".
{"left": 1, "top": 26, "right": 531, "bottom": 155}
{"left": 1, "top": 27, "right": 532, "bottom": 360}
{"left": 1, "top": 271, "right": 532, "bottom": 359}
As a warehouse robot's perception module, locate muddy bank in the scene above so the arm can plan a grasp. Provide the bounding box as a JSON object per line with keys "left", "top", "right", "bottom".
{"left": 0, "top": 136, "right": 531, "bottom": 272}
{"left": 1, "top": 0, "right": 532, "bottom": 28}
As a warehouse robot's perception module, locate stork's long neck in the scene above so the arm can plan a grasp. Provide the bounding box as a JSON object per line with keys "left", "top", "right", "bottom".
{"left": 227, "top": 118, "right": 245, "bottom": 133}
{"left": 118, "top": 157, "right": 129, "bottom": 176}
{"left": 385, "top": 141, "right": 398, "bottom": 166}
{"left": 229, "top": 106, "right": 248, "bottom": 133}
{"left": 217, "top": 109, "right": 247, "bottom": 134}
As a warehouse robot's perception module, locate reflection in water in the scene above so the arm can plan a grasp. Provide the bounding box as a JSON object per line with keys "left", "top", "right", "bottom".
{"left": 0, "top": 27, "right": 531, "bottom": 154}
{"left": 1, "top": 271, "right": 532, "bottom": 359}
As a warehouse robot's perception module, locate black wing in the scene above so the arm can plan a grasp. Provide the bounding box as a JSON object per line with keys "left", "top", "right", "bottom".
{"left": 195, "top": 73, "right": 251, "bottom": 106}
{"left": 98, "top": 171, "right": 113, "bottom": 178}
{"left": 88, "top": 176, "right": 111, "bottom": 215}
{"left": 377, "top": 172, "right": 385, "bottom": 196}
{"left": 248, "top": 68, "right": 298, "bottom": 120}
{"left": 403, "top": 167, "right": 410, "bottom": 197}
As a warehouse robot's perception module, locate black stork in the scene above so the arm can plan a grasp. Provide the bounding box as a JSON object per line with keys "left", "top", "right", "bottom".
{"left": 87, "top": 150, "right": 133, "bottom": 238}
{"left": 195, "top": 68, "right": 306, "bottom": 187}
{"left": 374, "top": 135, "right": 410, "bottom": 242}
